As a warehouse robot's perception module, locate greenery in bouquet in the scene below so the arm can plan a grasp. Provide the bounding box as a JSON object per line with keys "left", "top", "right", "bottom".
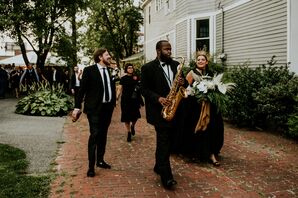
{"left": 186, "top": 73, "right": 236, "bottom": 113}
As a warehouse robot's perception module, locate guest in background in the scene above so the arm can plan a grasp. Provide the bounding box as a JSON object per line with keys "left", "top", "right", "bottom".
{"left": 50, "top": 66, "right": 66, "bottom": 87}
{"left": 19, "top": 64, "right": 40, "bottom": 87}
{"left": 118, "top": 63, "right": 144, "bottom": 142}
{"left": 0, "top": 64, "right": 9, "bottom": 99}
{"left": 70, "top": 66, "right": 82, "bottom": 104}
{"left": 10, "top": 66, "right": 22, "bottom": 98}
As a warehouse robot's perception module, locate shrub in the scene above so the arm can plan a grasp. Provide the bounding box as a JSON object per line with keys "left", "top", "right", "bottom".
{"left": 287, "top": 95, "right": 298, "bottom": 138}
{"left": 16, "top": 82, "right": 73, "bottom": 116}
{"left": 224, "top": 56, "right": 298, "bottom": 133}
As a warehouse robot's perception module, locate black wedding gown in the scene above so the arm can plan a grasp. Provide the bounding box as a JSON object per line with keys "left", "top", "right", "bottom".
{"left": 172, "top": 95, "right": 224, "bottom": 161}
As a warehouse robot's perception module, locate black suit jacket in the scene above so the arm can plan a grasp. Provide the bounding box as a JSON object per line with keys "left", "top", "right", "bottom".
{"left": 50, "top": 69, "right": 66, "bottom": 84}
{"left": 141, "top": 58, "right": 179, "bottom": 126}
{"left": 75, "top": 64, "right": 116, "bottom": 114}
{"left": 70, "top": 73, "right": 79, "bottom": 89}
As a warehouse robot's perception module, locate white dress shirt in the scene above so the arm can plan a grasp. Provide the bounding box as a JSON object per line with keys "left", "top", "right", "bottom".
{"left": 97, "top": 63, "right": 112, "bottom": 103}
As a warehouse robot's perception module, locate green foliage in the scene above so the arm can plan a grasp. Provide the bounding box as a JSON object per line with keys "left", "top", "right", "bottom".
{"left": 224, "top": 56, "right": 298, "bottom": 134}
{"left": 194, "top": 88, "right": 230, "bottom": 114}
{"left": 0, "top": 144, "right": 50, "bottom": 198}
{"left": 81, "top": 0, "right": 143, "bottom": 64}
{"left": 52, "top": 30, "right": 77, "bottom": 67}
{"left": 16, "top": 82, "right": 73, "bottom": 116}
{"left": 287, "top": 95, "right": 298, "bottom": 138}
{"left": 0, "top": 0, "right": 88, "bottom": 68}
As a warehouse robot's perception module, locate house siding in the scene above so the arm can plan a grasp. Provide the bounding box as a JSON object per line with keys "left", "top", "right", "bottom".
{"left": 176, "top": 20, "right": 188, "bottom": 58}
{"left": 143, "top": 0, "right": 292, "bottom": 70}
{"left": 215, "top": 0, "right": 239, "bottom": 8}
{"left": 176, "top": 0, "right": 217, "bottom": 19}
{"left": 216, "top": 13, "right": 223, "bottom": 56}
{"left": 218, "top": 0, "right": 287, "bottom": 66}
{"left": 143, "top": 0, "right": 177, "bottom": 61}
{"left": 187, "top": 0, "right": 215, "bottom": 15}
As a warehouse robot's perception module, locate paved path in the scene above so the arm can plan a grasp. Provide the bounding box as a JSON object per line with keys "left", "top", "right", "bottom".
{"left": 50, "top": 104, "right": 298, "bottom": 198}
{"left": 0, "top": 98, "right": 65, "bottom": 173}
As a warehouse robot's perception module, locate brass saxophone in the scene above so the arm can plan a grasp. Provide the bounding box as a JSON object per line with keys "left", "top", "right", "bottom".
{"left": 162, "top": 57, "right": 188, "bottom": 121}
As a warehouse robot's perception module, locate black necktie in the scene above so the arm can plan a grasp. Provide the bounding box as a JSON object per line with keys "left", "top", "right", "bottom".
{"left": 102, "top": 68, "right": 110, "bottom": 102}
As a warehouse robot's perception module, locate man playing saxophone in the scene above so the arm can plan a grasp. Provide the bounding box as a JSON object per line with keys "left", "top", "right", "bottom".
{"left": 141, "top": 40, "right": 185, "bottom": 189}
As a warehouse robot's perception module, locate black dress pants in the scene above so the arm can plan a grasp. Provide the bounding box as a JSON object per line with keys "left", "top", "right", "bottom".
{"left": 74, "top": 86, "right": 80, "bottom": 104}
{"left": 87, "top": 103, "right": 114, "bottom": 169}
{"left": 154, "top": 125, "right": 173, "bottom": 180}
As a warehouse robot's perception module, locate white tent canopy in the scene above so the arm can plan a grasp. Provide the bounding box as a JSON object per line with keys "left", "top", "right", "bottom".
{"left": 0, "top": 51, "right": 66, "bottom": 66}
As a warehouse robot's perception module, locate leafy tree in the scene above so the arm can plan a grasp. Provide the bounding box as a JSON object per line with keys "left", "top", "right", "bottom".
{"left": 0, "top": 0, "right": 88, "bottom": 69}
{"left": 52, "top": 0, "right": 90, "bottom": 68}
{"left": 81, "top": 0, "right": 143, "bottom": 64}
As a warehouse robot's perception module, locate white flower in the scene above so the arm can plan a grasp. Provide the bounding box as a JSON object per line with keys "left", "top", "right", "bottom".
{"left": 213, "top": 73, "right": 223, "bottom": 85}
{"left": 186, "top": 85, "right": 195, "bottom": 96}
{"left": 206, "top": 80, "right": 215, "bottom": 90}
{"left": 192, "top": 73, "right": 236, "bottom": 95}
{"left": 197, "top": 81, "right": 208, "bottom": 93}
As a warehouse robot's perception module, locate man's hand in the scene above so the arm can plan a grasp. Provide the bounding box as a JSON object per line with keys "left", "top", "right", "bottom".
{"left": 158, "top": 97, "right": 171, "bottom": 107}
{"left": 72, "top": 108, "right": 82, "bottom": 122}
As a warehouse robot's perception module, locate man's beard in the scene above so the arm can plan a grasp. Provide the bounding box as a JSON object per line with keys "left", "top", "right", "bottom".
{"left": 102, "top": 58, "right": 111, "bottom": 66}
{"left": 160, "top": 53, "right": 172, "bottom": 64}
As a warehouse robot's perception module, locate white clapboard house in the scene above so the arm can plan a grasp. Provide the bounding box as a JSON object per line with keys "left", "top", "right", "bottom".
{"left": 141, "top": 0, "right": 298, "bottom": 73}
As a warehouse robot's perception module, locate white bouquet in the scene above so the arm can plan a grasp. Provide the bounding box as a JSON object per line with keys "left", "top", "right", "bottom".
{"left": 186, "top": 73, "right": 236, "bottom": 113}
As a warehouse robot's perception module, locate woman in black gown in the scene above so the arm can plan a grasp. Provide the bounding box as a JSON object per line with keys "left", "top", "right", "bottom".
{"left": 118, "top": 63, "right": 144, "bottom": 142}
{"left": 173, "top": 51, "right": 224, "bottom": 166}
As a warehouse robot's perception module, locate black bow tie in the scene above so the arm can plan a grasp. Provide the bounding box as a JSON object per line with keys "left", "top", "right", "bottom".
{"left": 161, "top": 63, "right": 166, "bottom": 67}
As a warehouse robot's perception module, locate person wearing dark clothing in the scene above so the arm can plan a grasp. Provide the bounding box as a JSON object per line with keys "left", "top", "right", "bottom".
{"left": 118, "top": 63, "right": 144, "bottom": 142}
{"left": 70, "top": 66, "right": 82, "bottom": 104}
{"left": 141, "top": 40, "right": 181, "bottom": 189}
{"left": 172, "top": 51, "right": 224, "bottom": 166}
{"left": 19, "top": 64, "right": 39, "bottom": 86}
{"left": 10, "top": 66, "right": 22, "bottom": 98}
{"left": 50, "top": 66, "right": 66, "bottom": 87}
{"left": 0, "top": 65, "right": 9, "bottom": 99}
{"left": 72, "top": 48, "right": 116, "bottom": 177}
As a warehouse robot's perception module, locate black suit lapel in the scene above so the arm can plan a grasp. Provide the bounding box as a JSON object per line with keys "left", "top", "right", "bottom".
{"left": 90, "top": 64, "right": 104, "bottom": 90}
{"left": 154, "top": 59, "right": 171, "bottom": 89}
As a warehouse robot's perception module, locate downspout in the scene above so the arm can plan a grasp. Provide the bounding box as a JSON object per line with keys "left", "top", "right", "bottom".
{"left": 218, "top": 2, "right": 227, "bottom": 64}
{"left": 221, "top": 5, "right": 224, "bottom": 54}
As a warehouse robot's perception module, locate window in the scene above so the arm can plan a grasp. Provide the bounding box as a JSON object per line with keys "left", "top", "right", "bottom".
{"left": 195, "top": 19, "right": 209, "bottom": 52}
{"left": 155, "top": 0, "right": 163, "bottom": 11}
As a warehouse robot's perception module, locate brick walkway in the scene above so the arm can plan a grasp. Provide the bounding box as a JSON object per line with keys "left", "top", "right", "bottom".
{"left": 50, "top": 104, "right": 298, "bottom": 198}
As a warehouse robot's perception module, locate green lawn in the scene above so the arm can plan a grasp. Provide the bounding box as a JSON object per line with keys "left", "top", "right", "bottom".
{"left": 0, "top": 144, "right": 51, "bottom": 198}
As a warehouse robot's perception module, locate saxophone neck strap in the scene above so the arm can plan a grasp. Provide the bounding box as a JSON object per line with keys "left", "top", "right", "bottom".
{"left": 159, "top": 63, "right": 172, "bottom": 87}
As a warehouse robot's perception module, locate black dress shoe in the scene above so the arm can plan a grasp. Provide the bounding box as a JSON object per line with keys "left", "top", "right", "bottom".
{"left": 87, "top": 169, "right": 95, "bottom": 177}
{"left": 96, "top": 161, "right": 111, "bottom": 169}
{"left": 153, "top": 166, "right": 160, "bottom": 175}
{"left": 162, "top": 178, "right": 177, "bottom": 189}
